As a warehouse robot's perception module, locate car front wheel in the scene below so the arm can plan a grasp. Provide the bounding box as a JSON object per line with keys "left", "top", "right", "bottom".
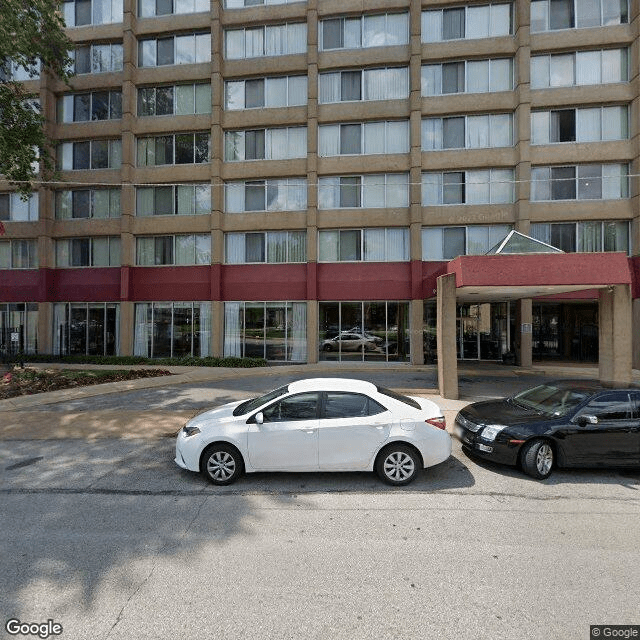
{"left": 200, "top": 444, "right": 244, "bottom": 485}
{"left": 376, "top": 444, "right": 420, "bottom": 486}
{"left": 520, "top": 439, "right": 554, "bottom": 479}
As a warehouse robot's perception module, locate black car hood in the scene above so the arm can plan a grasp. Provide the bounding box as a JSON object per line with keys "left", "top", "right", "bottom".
{"left": 460, "top": 398, "right": 547, "bottom": 426}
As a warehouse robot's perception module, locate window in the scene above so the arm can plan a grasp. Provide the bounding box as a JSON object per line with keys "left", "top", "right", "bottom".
{"left": 138, "top": 33, "right": 210, "bottom": 67}
{"left": 530, "top": 49, "right": 628, "bottom": 89}
{"left": 531, "top": 0, "right": 628, "bottom": 31}
{"left": 72, "top": 43, "right": 123, "bottom": 74}
{"left": 226, "top": 0, "right": 302, "bottom": 6}
{"left": 320, "top": 13, "right": 409, "bottom": 50}
{"left": 225, "top": 76, "right": 307, "bottom": 110}
{"left": 63, "top": 0, "right": 123, "bottom": 26}
{"left": 225, "top": 179, "right": 306, "bottom": 212}
{"left": 55, "top": 237, "right": 120, "bottom": 267}
{"left": 578, "top": 392, "right": 633, "bottom": 420}
{"left": 136, "top": 185, "right": 211, "bottom": 216}
{"left": 422, "top": 59, "right": 513, "bottom": 95}
{"left": 57, "top": 140, "right": 122, "bottom": 170}
{"left": 262, "top": 392, "right": 319, "bottom": 422}
{"left": 323, "top": 392, "right": 386, "bottom": 418}
{"left": 224, "top": 301, "right": 307, "bottom": 361}
{"left": 1, "top": 303, "right": 38, "bottom": 354}
{"left": 530, "top": 221, "right": 630, "bottom": 253}
{"left": 224, "top": 128, "right": 306, "bottom": 161}
{"left": 319, "top": 174, "right": 409, "bottom": 208}
{"left": 225, "top": 231, "right": 307, "bottom": 264}
{"left": 422, "top": 225, "right": 512, "bottom": 260}
{"left": 318, "top": 121, "right": 409, "bottom": 156}
{"left": 138, "top": 0, "right": 209, "bottom": 17}
{"left": 422, "top": 4, "right": 512, "bottom": 41}
{"left": 531, "top": 106, "right": 628, "bottom": 144}
{"left": 133, "top": 302, "right": 211, "bottom": 358}
{"left": 137, "top": 133, "right": 210, "bottom": 166}
{"left": 53, "top": 303, "right": 119, "bottom": 356}
{"left": 531, "top": 164, "right": 628, "bottom": 201}
{"left": 137, "top": 84, "right": 211, "bottom": 116}
{"left": 0, "top": 60, "right": 41, "bottom": 81}
{"left": 55, "top": 189, "right": 120, "bottom": 219}
{"left": 225, "top": 23, "right": 307, "bottom": 59}
{"left": 422, "top": 114, "right": 513, "bottom": 150}
{"left": 0, "top": 193, "right": 39, "bottom": 222}
{"left": 318, "top": 229, "right": 409, "bottom": 262}
{"left": 422, "top": 170, "right": 514, "bottom": 205}
{"left": 319, "top": 68, "right": 409, "bottom": 103}
{"left": 136, "top": 234, "right": 211, "bottom": 265}
{"left": 0, "top": 240, "right": 38, "bottom": 269}
{"left": 57, "top": 91, "right": 122, "bottom": 123}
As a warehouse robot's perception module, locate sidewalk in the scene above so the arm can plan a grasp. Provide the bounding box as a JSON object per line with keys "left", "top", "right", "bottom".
{"left": 1, "top": 361, "right": 637, "bottom": 441}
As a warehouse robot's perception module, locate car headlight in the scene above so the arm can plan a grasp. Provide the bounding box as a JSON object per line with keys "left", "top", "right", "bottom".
{"left": 182, "top": 425, "right": 201, "bottom": 438}
{"left": 480, "top": 424, "right": 507, "bottom": 441}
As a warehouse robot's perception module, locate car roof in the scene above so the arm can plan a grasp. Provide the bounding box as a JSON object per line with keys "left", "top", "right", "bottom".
{"left": 288, "top": 378, "right": 378, "bottom": 394}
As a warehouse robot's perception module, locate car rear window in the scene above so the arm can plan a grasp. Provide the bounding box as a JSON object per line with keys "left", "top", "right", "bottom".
{"left": 376, "top": 386, "right": 421, "bottom": 410}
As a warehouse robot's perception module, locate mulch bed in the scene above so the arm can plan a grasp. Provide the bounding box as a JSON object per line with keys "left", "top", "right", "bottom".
{"left": 0, "top": 368, "right": 173, "bottom": 400}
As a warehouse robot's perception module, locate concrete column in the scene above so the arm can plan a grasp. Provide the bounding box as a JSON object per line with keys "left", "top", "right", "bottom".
{"left": 633, "top": 299, "right": 640, "bottom": 371}
{"left": 410, "top": 299, "right": 424, "bottom": 365}
{"left": 599, "top": 285, "right": 632, "bottom": 386}
{"left": 306, "top": 300, "right": 318, "bottom": 364}
{"left": 37, "top": 302, "right": 53, "bottom": 354}
{"left": 119, "top": 301, "right": 134, "bottom": 356}
{"left": 437, "top": 273, "right": 458, "bottom": 400}
{"left": 515, "top": 299, "right": 533, "bottom": 368}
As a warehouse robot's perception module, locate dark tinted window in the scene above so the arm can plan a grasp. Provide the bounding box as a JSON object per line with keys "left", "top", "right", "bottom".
{"left": 580, "top": 392, "right": 633, "bottom": 421}
{"left": 376, "top": 385, "right": 421, "bottom": 410}
{"left": 323, "top": 392, "right": 386, "bottom": 419}
{"left": 234, "top": 384, "right": 288, "bottom": 416}
{"left": 262, "top": 392, "right": 319, "bottom": 422}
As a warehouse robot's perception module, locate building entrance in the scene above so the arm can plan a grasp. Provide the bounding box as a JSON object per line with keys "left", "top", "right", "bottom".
{"left": 456, "top": 303, "right": 512, "bottom": 361}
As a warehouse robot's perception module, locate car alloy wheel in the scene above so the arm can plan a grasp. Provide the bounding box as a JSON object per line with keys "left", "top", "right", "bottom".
{"left": 376, "top": 444, "right": 419, "bottom": 486}
{"left": 201, "top": 444, "right": 243, "bottom": 485}
{"left": 520, "top": 439, "right": 554, "bottom": 480}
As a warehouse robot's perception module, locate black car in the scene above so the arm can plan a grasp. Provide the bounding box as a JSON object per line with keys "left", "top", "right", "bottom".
{"left": 454, "top": 381, "right": 640, "bottom": 479}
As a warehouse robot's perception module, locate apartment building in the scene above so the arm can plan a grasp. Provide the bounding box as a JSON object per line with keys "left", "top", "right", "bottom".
{"left": 1, "top": 0, "right": 639, "bottom": 368}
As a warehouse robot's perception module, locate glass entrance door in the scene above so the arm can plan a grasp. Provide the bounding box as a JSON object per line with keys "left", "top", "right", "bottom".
{"left": 457, "top": 303, "right": 510, "bottom": 361}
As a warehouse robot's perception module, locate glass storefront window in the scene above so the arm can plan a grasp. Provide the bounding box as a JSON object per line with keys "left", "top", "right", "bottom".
{"left": 0, "top": 303, "right": 38, "bottom": 355}
{"left": 319, "top": 301, "right": 410, "bottom": 362}
{"left": 223, "top": 302, "right": 307, "bottom": 361}
{"left": 53, "top": 303, "right": 119, "bottom": 356}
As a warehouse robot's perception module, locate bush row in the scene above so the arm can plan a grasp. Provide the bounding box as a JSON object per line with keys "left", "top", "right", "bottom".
{"left": 12, "top": 354, "right": 268, "bottom": 368}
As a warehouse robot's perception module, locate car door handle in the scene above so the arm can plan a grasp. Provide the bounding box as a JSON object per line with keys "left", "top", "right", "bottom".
{"left": 298, "top": 428, "right": 316, "bottom": 434}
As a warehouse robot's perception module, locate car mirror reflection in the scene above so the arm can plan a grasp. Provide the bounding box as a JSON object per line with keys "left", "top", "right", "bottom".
{"left": 576, "top": 414, "right": 598, "bottom": 426}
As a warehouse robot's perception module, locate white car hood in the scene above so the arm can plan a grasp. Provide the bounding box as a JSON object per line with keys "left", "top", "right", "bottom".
{"left": 187, "top": 400, "right": 246, "bottom": 429}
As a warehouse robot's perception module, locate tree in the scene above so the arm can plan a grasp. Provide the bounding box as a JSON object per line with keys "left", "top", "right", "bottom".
{"left": 0, "top": 0, "right": 73, "bottom": 198}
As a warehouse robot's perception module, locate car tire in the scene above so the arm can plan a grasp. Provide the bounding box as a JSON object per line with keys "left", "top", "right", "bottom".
{"left": 520, "top": 439, "right": 554, "bottom": 480}
{"left": 323, "top": 344, "right": 333, "bottom": 352}
{"left": 200, "top": 444, "right": 244, "bottom": 485}
{"left": 375, "top": 444, "right": 420, "bottom": 486}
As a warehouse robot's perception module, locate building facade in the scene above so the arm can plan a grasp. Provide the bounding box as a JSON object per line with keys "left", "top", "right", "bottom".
{"left": 1, "top": 0, "right": 640, "bottom": 367}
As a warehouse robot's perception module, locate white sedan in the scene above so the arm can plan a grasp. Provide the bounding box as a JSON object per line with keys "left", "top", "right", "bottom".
{"left": 175, "top": 378, "right": 451, "bottom": 486}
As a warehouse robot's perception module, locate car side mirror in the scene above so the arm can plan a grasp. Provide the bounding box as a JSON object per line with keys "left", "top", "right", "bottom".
{"left": 576, "top": 414, "right": 598, "bottom": 426}
{"left": 255, "top": 412, "right": 264, "bottom": 425}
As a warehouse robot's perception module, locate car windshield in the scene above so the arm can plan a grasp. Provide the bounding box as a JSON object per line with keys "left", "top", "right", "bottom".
{"left": 511, "top": 384, "right": 590, "bottom": 417}
{"left": 232, "top": 385, "right": 289, "bottom": 416}
{"left": 376, "top": 385, "right": 421, "bottom": 410}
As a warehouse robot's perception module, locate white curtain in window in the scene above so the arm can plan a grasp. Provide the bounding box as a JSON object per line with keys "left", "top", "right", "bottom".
{"left": 422, "top": 227, "right": 444, "bottom": 260}
{"left": 287, "top": 76, "right": 307, "bottom": 106}
{"left": 490, "top": 4, "right": 512, "bottom": 36}
{"left": 363, "top": 14, "right": 386, "bottom": 47}
{"left": 362, "top": 174, "right": 385, "bottom": 208}
{"left": 225, "top": 81, "right": 244, "bottom": 110}
{"left": 386, "top": 173, "right": 409, "bottom": 207}
{"left": 176, "top": 186, "right": 194, "bottom": 215}
{"left": 265, "top": 24, "right": 286, "bottom": 56}
{"left": 530, "top": 56, "right": 550, "bottom": 89}
{"left": 364, "top": 229, "right": 385, "bottom": 261}
{"left": 134, "top": 303, "right": 149, "bottom": 357}
{"left": 386, "top": 228, "right": 408, "bottom": 261}
{"left": 225, "top": 234, "right": 245, "bottom": 264}
{"left": 602, "top": 106, "right": 627, "bottom": 141}
{"left": 467, "top": 226, "right": 490, "bottom": 255}
{"left": 224, "top": 302, "right": 242, "bottom": 357}
{"left": 489, "top": 114, "right": 512, "bottom": 147}
{"left": 364, "top": 68, "right": 408, "bottom": 101}
{"left": 318, "top": 177, "right": 339, "bottom": 209}
{"left": 603, "top": 221, "right": 628, "bottom": 252}
{"left": 92, "top": 238, "right": 109, "bottom": 266}
{"left": 195, "top": 235, "right": 210, "bottom": 264}
{"left": 602, "top": 164, "right": 626, "bottom": 199}
{"left": 175, "top": 85, "right": 194, "bottom": 115}
{"left": 578, "top": 221, "right": 601, "bottom": 252}
{"left": 198, "top": 302, "right": 211, "bottom": 357}
{"left": 363, "top": 122, "right": 385, "bottom": 155}
{"left": 175, "top": 235, "right": 194, "bottom": 265}
{"left": 550, "top": 54, "right": 574, "bottom": 87}
{"left": 285, "top": 178, "right": 306, "bottom": 210}
{"left": 136, "top": 188, "right": 154, "bottom": 216}
{"left": 318, "top": 125, "right": 339, "bottom": 157}
{"left": 490, "top": 169, "right": 514, "bottom": 204}
{"left": 287, "top": 127, "right": 306, "bottom": 158}
{"left": 225, "top": 30, "right": 244, "bottom": 59}
{"left": 109, "top": 140, "right": 122, "bottom": 168}
{"left": 576, "top": 51, "right": 600, "bottom": 85}
{"left": 136, "top": 237, "right": 154, "bottom": 265}
{"left": 421, "top": 11, "right": 441, "bottom": 42}
{"left": 267, "top": 232, "right": 287, "bottom": 263}
{"left": 385, "top": 121, "right": 409, "bottom": 153}
{"left": 530, "top": 223, "right": 550, "bottom": 244}
{"left": 56, "top": 191, "right": 72, "bottom": 220}
{"left": 266, "top": 77, "right": 287, "bottom": 107}
{"left": 466, "top": 5, "right": 489, "bottom": 38}
{"left": 601, "top": 49, "right": 625, "bottom": 83}
{"left": 266, "top": 128, "right": 288, "bottom": 160}
{"left": 385, "top": 13, "right": 409, "bottom": 45}
{"left": 53, "top": 303, "right": 67, "bottom": 355}
{"left": 422, "top": 173, "right": 442, "bottom": 205}
{"left": 490, "top": 59, "right": 512, "bottom": 92}
{"left": 319, "top": 73, "right": 340, "bottom": 103}
{"left": 225, "top": 182, "right": 244, "bottom": 213}
{"left": 290, "top": 302, "right": 307, "bottom": 361}
{"left": 422, "top": 119, "right": 442, "bottom": 151}
{"left": 109, "top": 237, "right": 120, "bottom": 265}
{"left": 287, "top": 23, "right": 306, "bottom": 54}
{"left": 245, "top": 28, "right": 264, "bottom": 58}
{"left": 421, "top": 65, "right": 441, "bottom": 96}
{"left": 55, "top": 240, "right": 70, "bottom": 267}
{"left": 467, "top": 115, "right": 489, "bottom": 148}
{"left": 531, "top": 111, "right": 549, "bottom": 145}
{"left": 467, "top": 60, "right": 489, "bottom": 93}
{"left": 92, "top": 190, "right": 109, "bottom": 219}
{"left": 318, "top": 230, "right": 339, "bottom": 261}
{"left": 466, "top": 170, "right": 490, "bottom": 204}
{"left": 288, "top": 231, "right": 306, "bottom": 262}
{"left": 576, "top": 108, "right": 600, "bottom": 142}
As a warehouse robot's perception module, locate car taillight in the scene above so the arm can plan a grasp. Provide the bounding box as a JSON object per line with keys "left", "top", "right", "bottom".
{"left": 426, "top": 417, "right": 446, "bottom": 430}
